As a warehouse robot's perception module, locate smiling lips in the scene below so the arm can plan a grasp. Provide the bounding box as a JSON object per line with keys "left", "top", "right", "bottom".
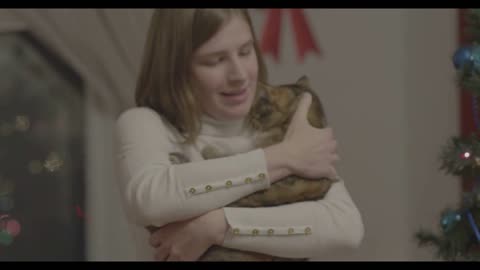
{"left": 221, "top": 87, "right": 248, "bottom": 105}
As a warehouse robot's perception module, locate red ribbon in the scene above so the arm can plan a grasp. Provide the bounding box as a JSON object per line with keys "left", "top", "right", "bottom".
{"left": 260, "top": 9, "right": 321, "bottom": 63}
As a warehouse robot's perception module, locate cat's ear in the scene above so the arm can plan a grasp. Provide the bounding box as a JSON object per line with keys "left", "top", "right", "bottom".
{"left": 296, "top": 75, "right": 310, "bottom": 88}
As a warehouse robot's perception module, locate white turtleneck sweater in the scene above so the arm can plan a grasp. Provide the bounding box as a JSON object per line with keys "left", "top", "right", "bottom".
{"left": 115, "top": 107, "right": 364, "bottom": 261}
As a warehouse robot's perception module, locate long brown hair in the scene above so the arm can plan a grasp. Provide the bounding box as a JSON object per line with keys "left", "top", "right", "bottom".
{"left": 135, "top": 9, "right": 268, "bottom": 144}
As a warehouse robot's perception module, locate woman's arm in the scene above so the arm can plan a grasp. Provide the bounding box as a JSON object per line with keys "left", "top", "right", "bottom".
{"left": 116, "top": 107, "right": 290, "bottom": 228}
{"left": 117, "top": 94, "right": 338, "bottom": 230}
{"left": 148, "top": 178, "right": 364, "bottom": 260}
{"left": 216, "top": 178, "right": 364, "bottom": 259}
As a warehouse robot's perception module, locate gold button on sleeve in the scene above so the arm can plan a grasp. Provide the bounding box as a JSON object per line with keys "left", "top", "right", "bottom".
{"left": 252, "top": 229, "right": 259, "bottom": 236}
{"left": 205, "top": 185, "right": 212, "bottom": 192}
{"left": 258, "top": 173, "right": 266, "bottom": 179}
{"left": 288, "top": 228, "right": 294, "bottom": 235}
{"left": 267, "top": 229, "right": 274, "bottom": 236}
{"left": 233, "top": 228, "right": 240, "bottom": 235}
{"left": 305, "top": 227, "right": 312, "bottom": 235}
{"left": 189, "top": 188, "right": 196, "bottom": 194}
{"left": 226, "top": 180, "right": 233, "bottom": 187}
{"left": 245, "top": 177, "right": 253, "bottom": 184}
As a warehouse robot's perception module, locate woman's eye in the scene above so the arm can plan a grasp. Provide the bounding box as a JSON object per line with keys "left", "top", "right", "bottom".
{"left": 239, "top": 47, "right": 252, "bottom": 56}
{"left": 204, "top": 57, "right": 225, "bottom": 66}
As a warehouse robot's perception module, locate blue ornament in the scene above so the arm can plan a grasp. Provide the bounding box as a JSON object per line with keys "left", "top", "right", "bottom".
{"left": 441, "top": 210, "right": 462, "bottom": 232}
{"left": 466, "top": 211, "right": 480, "bottom": 243}
{"left": 0, "top": 195, "right": 14, "bottom": 212}
{"left": 453, "top": 46, "right": 473, "bottom": 70}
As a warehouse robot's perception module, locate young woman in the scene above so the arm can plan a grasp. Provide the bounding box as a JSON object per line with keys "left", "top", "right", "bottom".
{"left": 115, "top": 9, "right": 364, "bottom": 261}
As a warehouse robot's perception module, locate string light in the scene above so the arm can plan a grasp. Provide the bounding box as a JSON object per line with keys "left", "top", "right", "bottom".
{"left": 44, "top": 152, "right": 63, "bottom": 172}
{"left": 14, "top": 115, "right": 30, "bottom": 132}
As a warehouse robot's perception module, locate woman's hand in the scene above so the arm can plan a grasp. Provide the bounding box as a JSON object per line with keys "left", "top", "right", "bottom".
{"left": 281, "top": 92, "right": 339, "bottom": 179}
{"left": 149, "top": 209, "right": 229, "bottom": 261}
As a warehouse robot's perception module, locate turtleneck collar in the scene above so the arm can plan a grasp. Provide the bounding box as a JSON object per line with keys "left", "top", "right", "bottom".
{"left": 199, "top": 114, "right": 249, "bottom": 137}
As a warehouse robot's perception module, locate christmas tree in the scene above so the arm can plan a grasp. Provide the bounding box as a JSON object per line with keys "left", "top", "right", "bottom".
{"left": 0, "top": 35, "right": 66, "bottom": 249}
{"left": 0, "top": 32, "right": 85, "bottom": 258}
{"left": 415, "top": 9, "right": 480, "bottom": 261}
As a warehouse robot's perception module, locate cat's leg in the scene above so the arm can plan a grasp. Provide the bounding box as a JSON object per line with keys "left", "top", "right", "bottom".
{"left": 199, "top": 246, "right": 275, "bottom": 261}
{"left": 168, "top": 152, "right": 190, "bottom": 164}
{"left": 230, "top": 176, "right": 336, "bottom": 207}
{"left": 282, "top": 177, "right": 336, "bottom": 202}
{"left": 227, "top": 180, "right": 299, "bottom": 207}
{"left": 201, "top": 145, "right": 228, "bottom": 160}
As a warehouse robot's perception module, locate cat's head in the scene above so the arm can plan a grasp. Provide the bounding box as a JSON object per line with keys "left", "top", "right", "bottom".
{"left": 249, "top": 76, "right": 312, "bottom": 131}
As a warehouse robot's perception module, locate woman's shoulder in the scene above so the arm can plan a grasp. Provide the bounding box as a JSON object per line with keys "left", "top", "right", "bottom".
{"left": 116, "top": 107, "right": 175, "bottom": 134}
{"left": 117, "top": 107, "right": 162, "bottom": 124}
{"left": 116, "top": 107, "right": 183, "bottom": 145}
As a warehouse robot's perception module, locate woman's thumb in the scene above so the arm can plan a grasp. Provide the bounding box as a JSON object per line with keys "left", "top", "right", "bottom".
{"left": 291, "top": 92, "right": 312, "bottom": 125}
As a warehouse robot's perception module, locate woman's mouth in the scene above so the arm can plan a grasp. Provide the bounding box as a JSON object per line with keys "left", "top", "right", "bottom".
{"left": 220, "top": 88, "right": 248, "bottom": 105}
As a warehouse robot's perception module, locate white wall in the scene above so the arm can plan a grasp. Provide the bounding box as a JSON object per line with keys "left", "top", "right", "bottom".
{"left": 248, "top": 9, "right": 460, "bottom": 261}
{"left": 85, "top": 92, "right": 136, "bottom": 260}
{"left": 404, "top": 9, "right": 461, "bottom": 261}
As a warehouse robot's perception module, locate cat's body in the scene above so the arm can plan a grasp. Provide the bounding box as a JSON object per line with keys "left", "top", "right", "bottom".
{"left": 147, "top": 76, "right": 338, "bottom": 261}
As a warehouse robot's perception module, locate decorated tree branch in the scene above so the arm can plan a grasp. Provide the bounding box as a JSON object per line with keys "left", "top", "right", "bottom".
{"left": 415, "top": 9, "right": 480, "bottom": 261}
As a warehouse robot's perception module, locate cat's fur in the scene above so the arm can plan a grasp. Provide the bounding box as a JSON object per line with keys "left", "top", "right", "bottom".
{"left": 147, "top": 76, "right": 338, "bottom": 261}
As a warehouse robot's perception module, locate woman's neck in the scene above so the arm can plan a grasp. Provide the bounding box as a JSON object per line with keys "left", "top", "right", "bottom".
{"left": 199, "top": 114, "right": 249, "bottom": 137}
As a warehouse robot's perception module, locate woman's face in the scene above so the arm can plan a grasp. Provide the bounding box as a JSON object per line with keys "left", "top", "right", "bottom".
{"left": 190, "top": 15, "right": 259, "bottom": 122}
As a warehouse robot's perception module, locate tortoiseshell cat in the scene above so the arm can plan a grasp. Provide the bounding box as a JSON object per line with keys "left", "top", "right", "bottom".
{"left": 147, "top": 76, "right": 338, "bottom": 261}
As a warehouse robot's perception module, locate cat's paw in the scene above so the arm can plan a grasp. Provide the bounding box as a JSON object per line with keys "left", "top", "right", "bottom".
{"left": 168, "top": 152, "right": 190, "bottom": 164}
{"left": 201, "top": 145, "right": 222, "bottom": 160}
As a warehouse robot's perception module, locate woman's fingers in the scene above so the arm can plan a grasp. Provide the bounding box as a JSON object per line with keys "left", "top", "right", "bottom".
{"left": 154, "top": 245, "right": 170, "bottom": 261}
{"left": 290, "top": 93, "right": 312, "bottom": 128}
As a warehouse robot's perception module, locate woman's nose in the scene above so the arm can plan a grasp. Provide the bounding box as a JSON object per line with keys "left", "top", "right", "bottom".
{"left": 227, "top": 58, "right": 247, "bottom": 83}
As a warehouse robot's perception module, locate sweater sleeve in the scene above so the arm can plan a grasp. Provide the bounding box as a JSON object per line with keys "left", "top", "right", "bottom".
{"left": 220, "top": 178, "right": 364, "bottom": 259}
{"left": 115, "top": 107, "right": 271, "bottom": 227}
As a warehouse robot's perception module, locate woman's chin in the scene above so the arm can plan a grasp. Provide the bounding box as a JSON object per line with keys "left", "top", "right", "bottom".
{"left": 219, "top": 108, "right": 251, "bottom": 121}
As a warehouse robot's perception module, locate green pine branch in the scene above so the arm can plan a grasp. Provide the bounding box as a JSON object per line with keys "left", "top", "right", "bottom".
{"left": 456, "top": 9, "right": 480, "bottom": 96}
{"left": 415, "top": 204, "right": 480, "bottom": 261}
{"left": 439, "top": 134, "right": 480, "bottom": 177}
{"left": 466, "top": 9, "right": 480, "bottom": 43}
{"left": 457, "top": 67, "right": 480, "bottom": 96}
{"left": 416, "top": 8, "right": 480, "bottom": 262}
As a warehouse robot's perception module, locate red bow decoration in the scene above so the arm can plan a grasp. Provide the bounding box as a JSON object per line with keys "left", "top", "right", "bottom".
{"left": 260, "top": 9, "right": 321, "bottom": 63}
